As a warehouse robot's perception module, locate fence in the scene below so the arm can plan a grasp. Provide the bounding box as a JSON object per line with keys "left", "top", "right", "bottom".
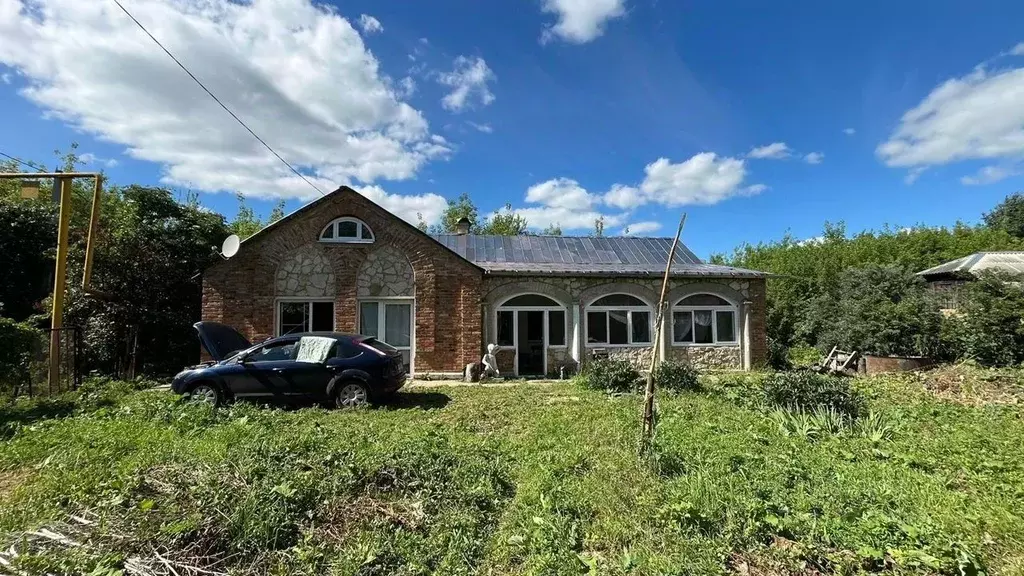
{"left": 20, "top": 326, "right": 82, "bottom": 398}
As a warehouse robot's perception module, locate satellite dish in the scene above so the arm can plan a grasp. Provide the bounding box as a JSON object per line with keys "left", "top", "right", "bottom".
{"left": 221, "top": 234, "right": 241, "bottom": 259}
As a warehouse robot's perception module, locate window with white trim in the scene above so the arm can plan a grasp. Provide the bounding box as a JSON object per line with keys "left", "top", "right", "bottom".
{"left": 495, "top": 294, "right": 566, "bottom": 348}
{"left": 359, "top": 300, "right": 413, "bottom": 371}
{"left": 319, "top": 217, "right": 374, "bottom": 243}
{"left": 672, "top": 294, "right": 737, "bottom": 345}
{"left": 586, "top": 294, "right": 652, "bottom": 345}
{"left": 277, "top": 300, "right": 335, "bottom": 335}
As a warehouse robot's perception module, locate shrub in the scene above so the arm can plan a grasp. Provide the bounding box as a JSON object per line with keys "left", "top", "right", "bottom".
{"left": 578, "top": 358, "right": 641, "bottom": 393}
{"left": 652, "top": 361, "right": 700, "bottom": 392}
{"left": 761, "top": 371, "right": 865, "bottom": 418}
{"left": 0, "top": 317, "right": 45, "bottom": 399}
{"left": 939, "top": 271, "right": 1024, "bottom": 367}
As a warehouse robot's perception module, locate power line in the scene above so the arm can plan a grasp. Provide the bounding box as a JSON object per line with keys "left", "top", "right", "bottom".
{"left": 110, "top": 0, "right": 327, "bottom": 197}
{"left": 0, "top": 150, "right": 43, "bottom": 172}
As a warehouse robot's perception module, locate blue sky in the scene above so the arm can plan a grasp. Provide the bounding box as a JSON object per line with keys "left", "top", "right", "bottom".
{"left": 2, "top": 0, "right": 1023, "bottom": 258}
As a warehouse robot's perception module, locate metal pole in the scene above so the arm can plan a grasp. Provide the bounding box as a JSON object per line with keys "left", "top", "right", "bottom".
{"left": 48, "top": 177, "right": 73, "bottom": 392}
{"left": 82, "top": 175, "right": 102, "bottom": 290}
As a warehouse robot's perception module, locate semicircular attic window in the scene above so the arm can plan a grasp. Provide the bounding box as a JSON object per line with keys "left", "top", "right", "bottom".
{"left": 320, "top": 217, "right": 374, "bottom": 244}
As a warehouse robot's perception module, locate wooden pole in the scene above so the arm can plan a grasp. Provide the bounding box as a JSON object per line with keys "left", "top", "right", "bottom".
{"left": 82, "top": 175, "right": 102, "bottom": 290}
{"left": 640, "top": 213, "right": 687, "bottom": 455}
{"left": 48, "top": 177, "right": 73, "bottom": 392}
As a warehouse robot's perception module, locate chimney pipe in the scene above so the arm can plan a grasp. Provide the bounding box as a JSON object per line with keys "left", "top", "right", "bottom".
{"left": 455, "top": 217, "right": 471, "bottom": 235}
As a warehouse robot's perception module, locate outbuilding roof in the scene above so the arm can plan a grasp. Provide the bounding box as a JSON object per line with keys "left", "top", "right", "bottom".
{"left": 432, "top": 234, "right": 766, "bottom": 278}
{"left": 916, "top": 251, "right": 1024, "bottom": 278}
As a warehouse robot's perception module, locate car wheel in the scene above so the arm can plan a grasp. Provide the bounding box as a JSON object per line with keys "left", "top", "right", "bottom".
{"left": 334, "top": 380, "right": 370, "bottom": 409}
{"left": 189, "top": 382, "right": 221, "bottom": 407}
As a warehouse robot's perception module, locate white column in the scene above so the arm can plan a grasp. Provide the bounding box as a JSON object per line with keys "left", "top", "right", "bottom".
{"left": 570, "top": 304, "right": 581, "bottom": 364}
{"left": 742, "top": 301, "right": 752, "bottom": 371}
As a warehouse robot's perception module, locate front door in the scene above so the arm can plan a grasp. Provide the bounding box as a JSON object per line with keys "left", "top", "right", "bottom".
{"left": 517, "top": 310, "right": 545, "bottom": 376}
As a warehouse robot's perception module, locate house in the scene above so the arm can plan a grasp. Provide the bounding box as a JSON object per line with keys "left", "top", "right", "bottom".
{"left": 202, "top": 187, "right": 769, "bottom": 377}
{"left": 916, "top": 251, "right": 1024, "bottom": 310}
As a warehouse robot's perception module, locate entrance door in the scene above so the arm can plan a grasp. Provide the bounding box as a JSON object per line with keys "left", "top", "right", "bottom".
{"left": 517, "top": 310, "right": 545, "bottom": 376}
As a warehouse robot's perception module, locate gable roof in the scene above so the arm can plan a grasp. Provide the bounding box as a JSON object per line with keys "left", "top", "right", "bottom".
{"left": 432, "top": 234, "right": 765, "bottom": 278}
{"left": 917, "top": 251, "right": 1024, "bottom": 278}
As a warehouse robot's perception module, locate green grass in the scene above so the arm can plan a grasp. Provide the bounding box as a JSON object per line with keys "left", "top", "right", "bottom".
{"left": 0, "top": 374, "right": 1022, "bottom": 575}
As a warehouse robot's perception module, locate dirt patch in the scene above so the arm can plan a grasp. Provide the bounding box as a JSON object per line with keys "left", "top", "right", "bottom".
{"left": 917, "top": 364, "right": 1024, "bottom": 406}
{"left": 0, "top": 468, "right": 32, "bottom": 500}
{"left": 312, "top": 495, "right": 426, "bottom": 543}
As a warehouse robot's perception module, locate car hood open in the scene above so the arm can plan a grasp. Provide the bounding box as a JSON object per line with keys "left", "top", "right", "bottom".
{"left": 194, "top": 321, "right": 252, "bottom": 361}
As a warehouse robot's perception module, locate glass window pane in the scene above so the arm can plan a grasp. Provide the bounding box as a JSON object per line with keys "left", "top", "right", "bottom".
{"left": 548, "top": 310, "right": 565, "bottom": 346}
{"left": 587, "top": 311, "right": 607, "bottom": 343}
{"left": 504, "top": 294, "right": 560, "bottom": 307}
{"left": 252, "top": 341, "right": 297, "bottom": 362}
{"left": 592, "top": 294, "right": 646, "bottom": 307}
{"left": 360, "top": 224, "right": 373, "bottom": 240}
{"left": 694, "top": 310, "right": 713, "bottom": 344}
{"left": 497, "top": 311, "right": 514, "bottom": 346}
{"left": 279, "top": 302, "right": 308, "bottom": 335}
{"left": 321, "top": 225, "right": 334, "bottom": 239}
{"left": 673, "top": 311, "right": 693, "bottom": 343}
{"left": 337, "top": 220, "right": 358, "bottom": 237}
{"left": 311, "top": 302, "right": 334, "bottom": 332}
{"left": 609, "top": 310, "right": 628, "bottom": 344}
{"left": 631, "top": 311, "right": 651, "bottom": 343}
{"left": 384, "top": 304, "right": 412, "bottom": 347}
{"left": 678, "top": 294, "right": 731, "bottom": 306}
{"left": 359, "top": 302, "right": 379, "bottom": 337}
{"left": 716, "top": 311, "right": 736, "bottom": 342}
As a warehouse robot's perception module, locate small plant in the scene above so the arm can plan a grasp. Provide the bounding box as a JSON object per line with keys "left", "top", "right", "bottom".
{"left": 856, "top": 411, "right": 894, "bottom": 443}
{"left": 761, "top": 371, "right": 865, "bottom": 418}
{"left": 652, "top": 361, "right": 701, "bottom": 393}
{"left": 578, "top": 358, "right": 641, "bottom": 394}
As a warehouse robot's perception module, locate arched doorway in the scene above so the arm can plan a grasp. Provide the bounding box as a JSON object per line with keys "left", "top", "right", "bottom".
{"left": 495, "top": 294, "right": 567, "bottom": 376}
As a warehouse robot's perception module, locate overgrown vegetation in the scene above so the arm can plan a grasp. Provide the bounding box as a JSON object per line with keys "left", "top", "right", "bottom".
{"left": 0, "top": 318, "right": 44, "bottom": 400}
{"left": 760, "top": 371, "right": 866, "bottom": 418}
{"left": 575, "top": 357, "right": 641, "bottom": 393}
{"left": 652, "top": 360, "right": 701, "bottom": 392}
{"left": 1, "top": 377, "right": 1022, "bottom": 574}
{"left": 940, "top": 271, "right": 1024, "bottom": 366}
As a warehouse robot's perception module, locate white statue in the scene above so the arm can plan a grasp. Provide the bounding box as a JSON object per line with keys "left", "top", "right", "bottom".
{"left": 481, "top": 343, "right": 500, "bottom": 379}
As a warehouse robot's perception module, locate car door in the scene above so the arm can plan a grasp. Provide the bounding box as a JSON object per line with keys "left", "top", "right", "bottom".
{"left": 274, "top": 337, "right": 346, "bottom": 400}
{"left": 223, "top": 339, "right": 298, "bottom": 398}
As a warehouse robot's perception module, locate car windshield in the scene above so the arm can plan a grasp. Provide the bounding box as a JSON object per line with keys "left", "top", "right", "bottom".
{"left": 362, "top": 338, "right": 398, "bottom": 354}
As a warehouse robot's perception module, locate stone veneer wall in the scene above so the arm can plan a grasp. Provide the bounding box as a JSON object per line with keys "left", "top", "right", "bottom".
{"left": 482, "top": 275, "right": 767, "bottom": 372}
{"left": 357, "top": 246, "right": 414, "bottom": 298}
{"left": 275, "top": 246, "right": 335, "bottom": 297}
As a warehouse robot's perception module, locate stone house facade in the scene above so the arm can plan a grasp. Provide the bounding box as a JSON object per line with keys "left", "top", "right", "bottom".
{"left": 202, "top": 187, "right": 768, "bottom": 377}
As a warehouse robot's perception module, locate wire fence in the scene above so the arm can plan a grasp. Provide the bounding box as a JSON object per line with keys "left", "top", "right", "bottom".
{"left": 19, "top": 326, "right": 82, "bottom": 399}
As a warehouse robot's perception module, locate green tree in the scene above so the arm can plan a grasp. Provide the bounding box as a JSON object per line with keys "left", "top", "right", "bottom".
{"left": 432, "top": 193, "right": 479, "bottom": 234}
{"left": 0, "top": 199, "right": 57, "bottom": 320}
{"left": 941, "top": 271, "right": 1024, "bottom": 366}
{"left": 230, "top": 193, "right": 263, "bottom": 239}
{"left": 480, "top": 203, "right": 528, "bottom": 235}
{"left": 268, "top": 200, "right": 286, "bottom": 225}
{"left": 540, "top": 223, "right": 562, "bottom": 236}
{"left": 983, "top": 192, "right": 1024, "bottom": 238}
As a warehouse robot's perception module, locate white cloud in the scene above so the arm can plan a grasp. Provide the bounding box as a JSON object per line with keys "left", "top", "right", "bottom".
{"left": 843, "top": 128, "right": 856, "bottom": 135}
{"left": 0, "top": 72, "right": 10, "bottom": 84}
{"left": 640, "top": 153, "right": 753, "bottom": 206}
{"left": 357, "top": 14, "right": 382, "bottom": 34}
{"left": 355, "top": 185, "right": 447, "bottom": 225}
{"left": 803, "top": 152, "right": 824, "bottom": 164}
{"left": 904, "top": 167, "right": 926, "bottom": 185}
{"left": 0, "top": 0, "right": 449, "bottom": 205}
{"left": 526, "top": 177, "right": 599, "bottom": 209}
{"left": 437, "top": 56, "right": 495, "bottom": 112}
{"left": 748, "top": 142, "right": 792, "bottom": 159}
{"left": 960, "top": 165, "right": 1018, "bottom": 186}
{"left": 622, "top": 221, "right": 660, "bottom": 236}
{"left": 540, "top": 0, "right": 626, "bottom": 44}
{"left": 508, "top": 205, "right": 624, "bottom": 231}
{"left": 877, "top": 53, "right": 1024, "bottom": 179}
{"left": 467, "top": 121, "right": 493, "bottom": 133}
{"left": 744, "top": 183, "right": 768, "bottom": 195}
{"left": 602, "top": 183, "right": 642, "bottom": 209}
{"left": 1010, "top": 43, "right": 1024, "bottom": 56}
{"left": 78, "top": 152, "right": 119, "bottom": 168}
{"left": 396, "top": 76, "right": 416, "bottom": 98}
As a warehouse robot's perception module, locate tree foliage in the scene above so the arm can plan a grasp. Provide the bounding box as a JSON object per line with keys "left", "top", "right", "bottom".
{"left": 983, "top": 192, "right": 1024, "bottom": 239}
{"left": 479, "top": 203, "right": 529, "bottom": 235}
{"left": 433, "top": 193, "right": 479, "bottom": 234}
{"left": 0, "top": 199, "right": 56, "bottom": 320}
{"left": 941, "top": 272, "right": 1024, "bottom": 366}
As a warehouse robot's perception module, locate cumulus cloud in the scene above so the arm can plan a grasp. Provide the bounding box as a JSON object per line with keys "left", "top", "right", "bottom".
{"left": 1010, "top": 43, "right": 1024, "bottom": 56}
{"left": 639, "top": 153, "right": 753, "bottom": 206}
{"left": 744, "top": 183, "right": 768, "bottom": 195}
{"left": 878, "top": 47, "right": 1024, "bottom": 182}
{"left": 0, "top": 0, "right": 448, "bottom": 205}
{"left": 602, "top": 183, "right": 642, "bottom": 209}
{"left": 355, "top": 184, "right": 447, "bottom": 225}
{"left": 467, "top": 121, "right": 493, "bottom": 133}
{"left": 78, "top": 153, "right": 119, "bottom": 168}
{"left": 748, "top": 142, "right": 792, "bottom": 160}
{"left": 803, "top": 152, "right": 824, "bottom": 164}
{"left": 540, "top": 0, "right": 626, "bottom": 44}
{"left": 960, "top": 165, "right": 1018, "bottom": 186}
{"left": 622, "top": 221, "right": 660, "bottom": 236}
{"left": 437, "top": 56, "right": 495, "bottom": 112}
{"left": 357, "top": 14, "right": 382, "bottom": 34}
{"left": 526, "top": 177, "right": 599, "bottom": 209}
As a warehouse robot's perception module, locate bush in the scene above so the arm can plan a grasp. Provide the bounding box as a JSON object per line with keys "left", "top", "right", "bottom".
{"left": 940, "top": 271, "right": 1024, "bottom": 367}
{"left": 652, "top": 361, "right": 700, "bottom": 392}
{"left": 577, "top": 358, "right": 641, "bottom": 393}
{"left": 0, "top": 317, "right": 45, "bottom": 399}
{"left": 761, "top": 371, "right": 865, "bottom": 418}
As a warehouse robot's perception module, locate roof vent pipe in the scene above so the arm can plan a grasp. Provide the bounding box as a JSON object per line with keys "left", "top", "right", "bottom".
{"left": 455, "top": 217, "right": 471, "bottom": 235}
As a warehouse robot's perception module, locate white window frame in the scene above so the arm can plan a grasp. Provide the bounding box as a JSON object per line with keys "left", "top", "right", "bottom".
{"left": 494, "top": 294, "right": 568, "bottom": 376}
{"left": 671, "top": 293, "right": 739, "bottom": 347}
{"left": 275, "top": 297, "right": 336, "bottom": 336}
{"left": 319, "top": 217, "right": 374, "bottom": 244}
{"left": 584, "top": 294, "right": 653, "bottom": 347}
{"left": 357, "top": 297, "right": 415, "bottom": 374}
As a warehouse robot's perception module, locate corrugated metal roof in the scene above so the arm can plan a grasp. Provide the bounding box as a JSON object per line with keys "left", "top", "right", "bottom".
{"left": 917, "top": 251, "right": 1024, "bottom": 277}
{"left": 431, "top": 234, "right": 766, "bottom": 278}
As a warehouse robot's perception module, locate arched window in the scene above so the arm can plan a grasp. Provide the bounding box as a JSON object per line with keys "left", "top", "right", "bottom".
{"left": 320, "top": 217, "right": 374, "bottom": 243}
{"left": 496, "top": 293, "right": 566, "bottom": 348}
{"left": 672, "top": 293, "right": 737, "bottom": 345}
{"left": 586, "top": 293, "right": 652, "bottom": 346}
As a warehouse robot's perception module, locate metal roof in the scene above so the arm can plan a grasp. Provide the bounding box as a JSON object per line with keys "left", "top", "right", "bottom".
{"left": 917, "top": 251, "right": 1024, "bottom": 278}
{"left": 431, "top": 234, "right": 766, "bottom": 278}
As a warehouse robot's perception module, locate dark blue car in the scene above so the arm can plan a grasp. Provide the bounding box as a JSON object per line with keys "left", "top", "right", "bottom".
{"left": 171, "top": 322, "right": 406, "bottom": 407}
